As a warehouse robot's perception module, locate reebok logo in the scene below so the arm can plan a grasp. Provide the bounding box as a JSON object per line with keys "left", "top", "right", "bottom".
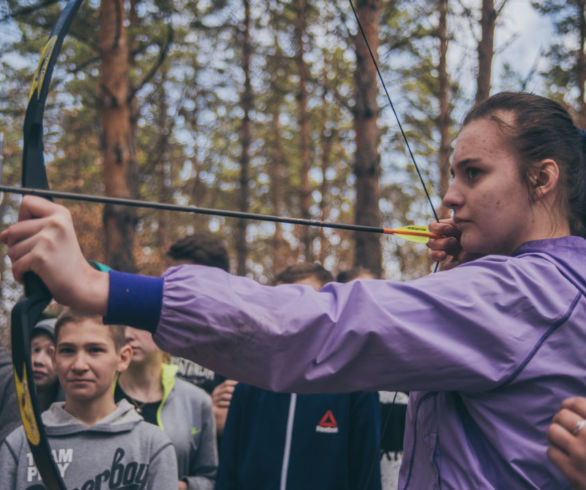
{"left": 316, "top": 410, "right": 338, "bottom": 433}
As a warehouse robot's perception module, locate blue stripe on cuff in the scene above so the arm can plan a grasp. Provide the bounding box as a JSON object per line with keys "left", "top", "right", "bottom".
{"left": 103, "top": 270, "right": 163, "bottom": 333}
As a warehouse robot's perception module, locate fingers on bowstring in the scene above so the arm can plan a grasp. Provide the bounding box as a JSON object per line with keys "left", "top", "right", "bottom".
{"left": 429, "top": 218, "right": 459, "bottom": 236}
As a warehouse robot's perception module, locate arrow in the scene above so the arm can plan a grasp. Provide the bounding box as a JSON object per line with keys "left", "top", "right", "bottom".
{"left": 0, "top": 184, "right": 439, "bottom": 244}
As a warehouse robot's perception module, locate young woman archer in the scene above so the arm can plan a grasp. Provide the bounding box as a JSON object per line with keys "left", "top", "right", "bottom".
{"left": 3, "top": 92, "right": 586, "bottom": 488}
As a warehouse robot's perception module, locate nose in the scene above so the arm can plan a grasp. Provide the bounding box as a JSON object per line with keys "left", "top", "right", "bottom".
{"left": 32, "top": 350, "right": 48, "bottom": 367}
{"left": 125, "top": 327, "right": 135, "bottom": 344}
{"left": 71, "top": 352, "right": 89, "bottom": 372}
{"left": 442, "top": 180, "right": 464, "bottom": 211}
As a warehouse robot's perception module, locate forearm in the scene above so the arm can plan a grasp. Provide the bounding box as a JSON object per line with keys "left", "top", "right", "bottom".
{"left": 107, "top": 258, "right": 577, "bottom": 394}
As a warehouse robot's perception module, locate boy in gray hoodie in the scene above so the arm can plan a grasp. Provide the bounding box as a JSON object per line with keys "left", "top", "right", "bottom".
{"left": 0, "top": 309, "right": 177, "bottom": 490}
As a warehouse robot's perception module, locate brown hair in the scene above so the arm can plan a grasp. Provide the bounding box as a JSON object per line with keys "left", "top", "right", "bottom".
{"left": 463, "top": 92, "right": 586, "bottom": 236}
{"left": 274, "top": 263, "right": 333, "bottom": 287}
{"left": 336, "top": 267, "right": 379, "bottom": 283}
{"left": 55, "top": 309, "right": 126, "bottom": 351}
{"left": 167, "top": 233, "right": 230, "bottom": 272}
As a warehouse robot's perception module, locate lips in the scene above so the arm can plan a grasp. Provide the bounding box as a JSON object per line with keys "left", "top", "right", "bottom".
{"left": 453, "top": 218, "right": 471, "bottom": 228}
{"left": 68, "top": 379, "right": 94, "bottom": 385}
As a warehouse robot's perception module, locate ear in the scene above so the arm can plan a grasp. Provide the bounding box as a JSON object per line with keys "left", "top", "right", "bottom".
{"left": 531, "top": 159, "right": 560, "bottom": 200}
{"left": 117, "top": 344, "right": 133, "bottom": 373}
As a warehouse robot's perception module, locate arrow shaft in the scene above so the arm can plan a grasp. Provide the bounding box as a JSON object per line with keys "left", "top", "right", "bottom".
{"left": 0, "top": 184, "right": 395, "bottom": 235}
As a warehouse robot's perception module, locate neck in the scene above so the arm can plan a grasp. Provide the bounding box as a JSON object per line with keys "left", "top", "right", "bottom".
{"left": 64, "top": 394, "right": 117, "bottom": 426}
{"left": 517, "top": 205, "right": 570, "bottom": 251}
{"left": 36, "top": 383, "right": 57, "bottom": 412}
{"left": 118, "top": 354, "right": 164, "bottom": 402}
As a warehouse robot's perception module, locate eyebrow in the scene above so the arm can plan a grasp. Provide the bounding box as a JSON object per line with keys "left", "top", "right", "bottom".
{"left": 57, "top": 341, "right": 108, "bottom": 348}
{"left": 450, "top": 157, "right": 481, "bottom": 175}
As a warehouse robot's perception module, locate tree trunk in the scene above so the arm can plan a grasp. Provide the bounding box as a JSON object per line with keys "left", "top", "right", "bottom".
{"left": 270, "top": 110, "right": 285, "bottom": 274}
{"left": 155, "top": 68, "right": 172, "bottom": 255}
{"left": 319, "top": 71, "right": 332, "bottom": 264}
{"left": 295, "top": 0, "right": 313, "bottom": 262}
{"left": 437, "top": 0, "right": 451, "bottom": 217}
{"left": 353, "top": 0, "right": 382, "bottom": 277}
{"left": 577, "top": 0, "right": 586, "bottom": 127}
{"left": 476, "top": 0, "right": 496, "bottom": 105}
{"left": 235, "top": 0, "right": 253, "bottom": 275}
{"left": 99, "top": 0, "right": 137, "bottom": 272}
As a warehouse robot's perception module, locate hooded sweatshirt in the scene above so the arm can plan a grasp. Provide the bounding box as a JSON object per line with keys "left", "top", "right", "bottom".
{"left": 104, "top": 235, "right": 586, "bottom": 489}
{"left": 115, "top": 363, "right": 217, "bottom": 490}
{"left": 0, "top": 348, "right": 20, "bottom": 443}
{"left": 0, "top": 399, "right": 177, "bottom": 490}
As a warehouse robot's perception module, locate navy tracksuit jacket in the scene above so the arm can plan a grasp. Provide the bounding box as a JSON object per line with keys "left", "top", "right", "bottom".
{"left": 216, "top": 383, "right": 381, "bottom": 490}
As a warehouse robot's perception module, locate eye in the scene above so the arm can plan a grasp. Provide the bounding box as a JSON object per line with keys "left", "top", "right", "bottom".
{"left": 89, "top": 346, "right": 105, "bottom": 354}
{"left": 57, "top": 346, "right": 74, "bottom": 355}
{"left": 465, "top": 167, "right": 481, "bottom": 181}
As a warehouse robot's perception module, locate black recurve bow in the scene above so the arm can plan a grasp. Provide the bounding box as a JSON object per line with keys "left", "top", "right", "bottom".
{"left": 11, "top": 1, "right": 84, "bottom": 488}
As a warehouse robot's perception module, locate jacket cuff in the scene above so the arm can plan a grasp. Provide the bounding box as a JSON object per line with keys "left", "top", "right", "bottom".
{"left": 103, "top": 270, "right": 163, "bottom": 333}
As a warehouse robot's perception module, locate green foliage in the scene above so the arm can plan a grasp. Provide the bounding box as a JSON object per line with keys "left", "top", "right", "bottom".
{"left": 0, "top": 0, "right": 469, "bottom": 337}
{"left": 531, "top": 0, "right": 585, "bottom": 109}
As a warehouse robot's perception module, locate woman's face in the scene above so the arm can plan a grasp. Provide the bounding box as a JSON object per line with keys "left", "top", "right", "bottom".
{"left": 444, "top": 115, "right": 536, "bottom": 256}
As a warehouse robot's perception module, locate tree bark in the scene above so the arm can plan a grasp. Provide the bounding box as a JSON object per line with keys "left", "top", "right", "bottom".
{"left": 294, "top": 0, "right": 313, "bottom": 262}
{"left": 577, "top": 0, "right": 586, "bottom": 127}
{"left": 235, "top": 0, "right": 253, "bottom": 275}
{"left": 319, "top": 69, "right": 332, "bottom": 264}
{"left": 437, "top": 0, "right": 451, "bottom": 217}
{"left": 353, "top": 0, "right": 382, "bottom": 276}
{"left": 270, "top": 110, "right": 285, "bottom": 273}
{"left": 99, "top": 0, "right": 137, "bottom": 272}
{"left": 476, "top": 0, "right": 496, "bottom": 105}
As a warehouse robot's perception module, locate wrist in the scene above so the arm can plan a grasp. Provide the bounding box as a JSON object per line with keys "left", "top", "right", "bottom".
{"left": 70, "top": 266, "right": 109, "bottom": 315}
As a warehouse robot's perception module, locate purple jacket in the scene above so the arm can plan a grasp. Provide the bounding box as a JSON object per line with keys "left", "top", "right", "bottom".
{"left": 106, "top": 236, "right": 586, "bottom": 489}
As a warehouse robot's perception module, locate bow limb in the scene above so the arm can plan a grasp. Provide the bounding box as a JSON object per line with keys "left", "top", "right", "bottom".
{"left": 11, "top": 1, "right": 84, "bottom": 488}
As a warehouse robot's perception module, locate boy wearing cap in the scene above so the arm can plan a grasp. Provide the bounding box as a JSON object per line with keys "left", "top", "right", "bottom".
{"left": 30, "top": 317, "right": 64, "bottom": 411}
{"left": 0, "top": 317, "right": 63, "bottom": 442}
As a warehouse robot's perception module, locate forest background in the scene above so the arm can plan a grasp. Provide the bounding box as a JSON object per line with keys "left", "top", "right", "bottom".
{"left": 0, "top": 0, "right": 584, "bottom": 346}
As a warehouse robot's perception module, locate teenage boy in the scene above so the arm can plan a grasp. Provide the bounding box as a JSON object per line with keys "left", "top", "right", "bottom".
{"left": 30, "top": 318, "right": 64, "bottom": 411}
{"left": 0, "top": 318, "right": 63, "bottom": 443}
{"left": 166, "top": 234, "right": 236, "bottom": 440}
{"left": 0, "top": 310, "right": 177, "bottom": 490}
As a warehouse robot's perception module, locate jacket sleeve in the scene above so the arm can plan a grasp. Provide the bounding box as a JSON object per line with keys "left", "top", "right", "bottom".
{"left": 215, "top": 383, "right": 243, "bottom": 490}
{"left": 145, "top": 255, "right": 580, "bottom": 394}
{"left": 349, "top": 392, "right": 382, "bottom": 490}
{"left": 147, "top": 441, "right": 178, "bottom": 490}
{"left": 185, "top": 394, "right": 217, "bottom": 490}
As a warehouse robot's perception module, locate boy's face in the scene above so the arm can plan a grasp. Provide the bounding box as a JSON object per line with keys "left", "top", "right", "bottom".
{"left": 124, "top": 327, "right": 160, "bottom": 363}
{"left": 54, "top": 319, "right": 131, "bottom": 405}
{"left": 31, "top": 333, "right": 57, "bottom": 389}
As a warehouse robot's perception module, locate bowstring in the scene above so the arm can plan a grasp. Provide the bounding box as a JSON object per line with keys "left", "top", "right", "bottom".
{"left": 347, "top": 0, "right": 439, "bottom": 223}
